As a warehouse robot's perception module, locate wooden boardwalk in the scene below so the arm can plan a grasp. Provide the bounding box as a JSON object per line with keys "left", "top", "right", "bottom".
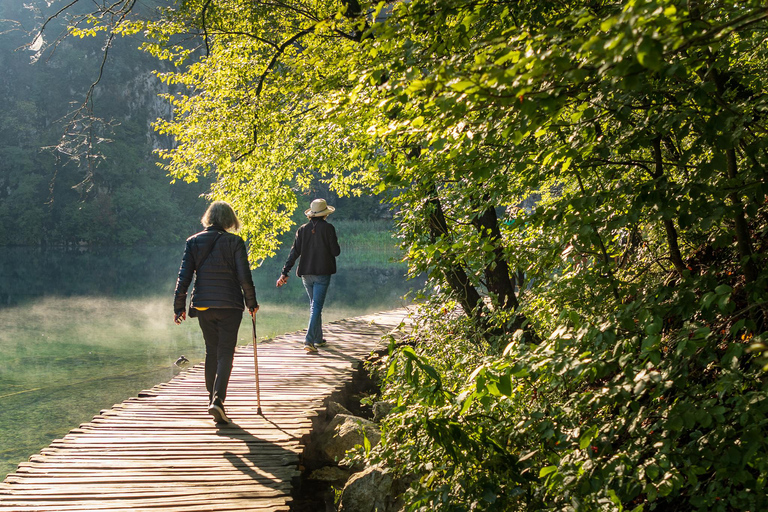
{"left": 0, "top": 309, "right": 411, "bottom": 511}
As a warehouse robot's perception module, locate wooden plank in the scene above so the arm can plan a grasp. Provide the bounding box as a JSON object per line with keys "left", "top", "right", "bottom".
{"left": 0, "top": 495, "right": 291, "bottom": 511}
{"left": 0, "top": 309, "right": 412, "bottom": 511}
{"left": 12, "top": 464, "right": 299, "bottom": 472}
{"left": 2, "top": 482, "right": 294, "bottom": 493}
{"left": 4, "top": 471, "right": 299, "bottom": 484}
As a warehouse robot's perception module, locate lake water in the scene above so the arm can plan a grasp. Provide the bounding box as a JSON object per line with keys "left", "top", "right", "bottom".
{"left": 0, "top": 239, "right": 416, "bottom": 480}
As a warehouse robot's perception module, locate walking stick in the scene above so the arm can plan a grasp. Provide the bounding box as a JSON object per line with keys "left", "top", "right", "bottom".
{"left": 251, "top": 314, "right": 263, "bottom": 415}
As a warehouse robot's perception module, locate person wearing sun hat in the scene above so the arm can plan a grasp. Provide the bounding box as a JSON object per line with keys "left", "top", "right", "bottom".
{"left": 277, "top": 198, "right": 341, "bottom": 353}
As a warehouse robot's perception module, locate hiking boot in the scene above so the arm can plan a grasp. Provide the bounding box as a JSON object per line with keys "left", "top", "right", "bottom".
{"left": 315, "top": 339, "right": 327, "bottom": 347}
{"left": 303, "top": 344, "right": 318, "bottom": 353}
{"left": 208, "top": 402, "right": 230, "bottom": 424}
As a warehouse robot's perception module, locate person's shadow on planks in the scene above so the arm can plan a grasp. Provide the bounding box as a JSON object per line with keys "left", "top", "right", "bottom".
{"left": 216, "top": 421, "right": 300, "bottom": 500}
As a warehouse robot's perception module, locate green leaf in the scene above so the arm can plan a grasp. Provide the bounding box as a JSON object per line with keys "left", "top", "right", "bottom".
{"left": 459, "top": 392, "right": 476, "bottom": 415}
{"left": 579, "top": 425, "right": 598, "bottom": 450}
{"left": 600, "top": 18, "right": 616, "bottom": 32}
{"left": 401, "top": 346, "right": 418, "bottom": 360}
{"left": 696, "top": 409, "right": 713, "bottom": 428}
{"left": 386, "top": 359, "right": 397, "bottom": 380}
{"left": 721, "top": 344, "right": 743, "bottom": 370}
{"left": 451, "top": 80, "right": 476, "bottom": 92}
{"left": 482, "top": 488, "right": 497, "bottom": 503}
{"left": 667, "top": 414, "right": 684, "bottom": 431}
{"left": 715, "top": 284, "right": 732, "bottom": 295}
{"left": 539, "top": 465, "right": 558, "bottom": 478}
{"left": 641, "top": 335, "right": 661, "bottom": 352}
{"left": 636, "top": 37, "right": 664, "bottom": 71}
{"left": 497, "top": 373, "right": 512, "bottom": 396}
{"left": 658, "top": 477, "right": 674, "bottom": 497}
{"left": 645, "top": 317, "right": 662, "bottom": 335}
{"left": 420, "top": 362, "right": 441, "bottom": 383}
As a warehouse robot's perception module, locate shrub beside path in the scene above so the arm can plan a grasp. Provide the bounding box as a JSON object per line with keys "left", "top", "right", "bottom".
{"left": 0, "top": 308, "right": 412, "bottom": 511}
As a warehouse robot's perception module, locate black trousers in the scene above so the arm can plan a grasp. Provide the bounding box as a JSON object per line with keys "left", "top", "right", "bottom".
{"left": 197, "top": 308, "right": 242, "bottom": 405}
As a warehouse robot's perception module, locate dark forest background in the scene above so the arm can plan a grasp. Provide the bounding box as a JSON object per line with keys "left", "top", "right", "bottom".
{"left": 0, "top": 0, "right": 383, "bottom": 247}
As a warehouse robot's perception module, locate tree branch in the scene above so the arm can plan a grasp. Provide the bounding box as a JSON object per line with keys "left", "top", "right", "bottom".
{"left": 201, "top": 0, "right": 213, "bottom": 56}
{"left": 255, "top": 27, "right": 314, "bottom": 97}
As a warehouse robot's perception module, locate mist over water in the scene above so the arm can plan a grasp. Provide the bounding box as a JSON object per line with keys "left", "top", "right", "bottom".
{"left": 0, "top": 242, "right": 418, "bottom": 480}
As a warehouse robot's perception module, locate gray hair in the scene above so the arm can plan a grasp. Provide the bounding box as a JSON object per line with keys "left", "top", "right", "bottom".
{"left": 201, "top": 201, "right": 241, "bottom": 231}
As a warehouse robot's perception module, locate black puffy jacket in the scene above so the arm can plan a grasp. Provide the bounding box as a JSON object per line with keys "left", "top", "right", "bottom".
{"left": 174, "top": 225, "right": 258, "bottom": 314}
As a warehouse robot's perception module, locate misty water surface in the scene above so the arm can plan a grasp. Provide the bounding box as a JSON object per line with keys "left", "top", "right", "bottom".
{"left": 0, "top": 242, "right": 416, "bottom": 480}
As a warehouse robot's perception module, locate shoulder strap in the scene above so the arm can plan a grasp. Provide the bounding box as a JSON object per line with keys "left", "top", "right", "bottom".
{"left": 195, "top": 231, "right": 224, "bottom": 270}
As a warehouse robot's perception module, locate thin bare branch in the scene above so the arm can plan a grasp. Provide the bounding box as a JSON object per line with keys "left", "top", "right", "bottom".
{"left": 201, "top": 0, "right": 213, "bottom": 55}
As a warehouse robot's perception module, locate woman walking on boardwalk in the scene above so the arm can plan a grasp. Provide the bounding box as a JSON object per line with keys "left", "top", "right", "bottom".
{"left": 173, "top": 201, "right": 259, "bottom": 424}
{"left": 276, "top": 198, "right": 341, "bottom": 353}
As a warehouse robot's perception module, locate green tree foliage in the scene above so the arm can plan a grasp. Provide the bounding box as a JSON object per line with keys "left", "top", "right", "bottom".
{"left": 52, "top": 0, "right": 768, "bottom": 509}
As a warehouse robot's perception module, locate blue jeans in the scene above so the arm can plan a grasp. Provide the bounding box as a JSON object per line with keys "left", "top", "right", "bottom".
{"left": 301, "top": 274, "right": 331, "bottom": 346}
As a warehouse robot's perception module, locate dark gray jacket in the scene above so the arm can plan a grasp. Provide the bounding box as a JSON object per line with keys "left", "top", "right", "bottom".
{"left": 281, "top": 218, "right": 341, "bottom": 277}
{"left": 174, "top": 226, "right": 258, "bottom": 314}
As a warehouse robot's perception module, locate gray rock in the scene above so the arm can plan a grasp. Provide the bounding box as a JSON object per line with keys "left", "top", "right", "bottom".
{"left": 338, "top": 465, "right": 394, "bottom": 512}
{"left": 327, "top": 401, "right": 353, "bottom": 418}
{"left": 317, "top": 414, "right": 381, "bottom": 465}
{"left": 308, "top": 466, "right": 352, "bottom": 482}
{"left": 372, "top": 401, "right": 395, "bottom": 421}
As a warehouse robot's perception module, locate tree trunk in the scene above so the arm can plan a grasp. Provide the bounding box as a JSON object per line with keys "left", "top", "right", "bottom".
{"left": 471, "top": 205, "right": 519, "bottom": 311}
{"left": 652, "top": 137, "right": 686, "bottom": 276}
{"left": 468, "top": 201, "right": 539, "bottom": 344}
{"left": 425, "top": 193, "right": 484, "bottom": 321}
{"left": 726, "top": 149, "right": 759, "bottom": 284}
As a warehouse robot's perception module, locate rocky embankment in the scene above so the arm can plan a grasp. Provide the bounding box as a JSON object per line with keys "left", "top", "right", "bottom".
{"left": 295, "top": 351, "right": 407, "bottom": 512}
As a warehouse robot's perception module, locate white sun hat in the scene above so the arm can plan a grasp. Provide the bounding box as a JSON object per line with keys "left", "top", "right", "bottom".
{"left": 305, "top": 198, "right": 336, "bottom": 218}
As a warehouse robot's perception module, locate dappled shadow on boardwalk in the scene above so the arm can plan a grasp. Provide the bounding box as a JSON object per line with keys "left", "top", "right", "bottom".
{"left": 217, "top": 423, "right": 298, "bottom": 495}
